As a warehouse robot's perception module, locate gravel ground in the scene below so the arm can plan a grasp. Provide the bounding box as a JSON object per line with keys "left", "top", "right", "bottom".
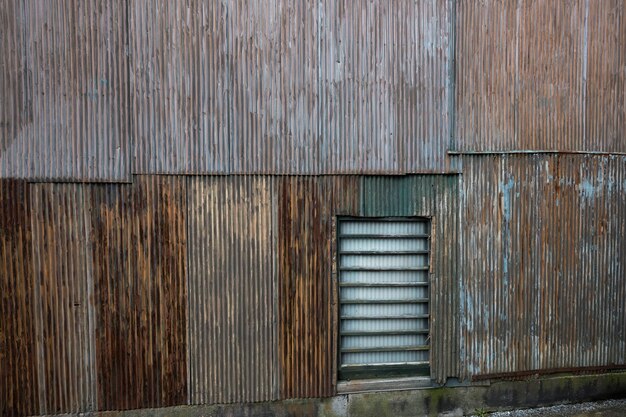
{"left": 484, "top": 399, "right": 626, "bottom": 416}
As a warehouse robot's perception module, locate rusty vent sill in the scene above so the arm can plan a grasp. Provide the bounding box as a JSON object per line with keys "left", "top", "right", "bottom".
{"left": 337, "top": 376, "right": 433, "bottom": 394}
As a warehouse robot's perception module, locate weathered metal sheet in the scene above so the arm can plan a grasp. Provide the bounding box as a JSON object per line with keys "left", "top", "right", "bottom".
{"left": 460, "top": 155, "right": 626, "bottom": 379}
{"left": 319, "top": 0, "right": 452, "bottom": 173}
{"left": 130, "top": 0, "right": 231, "bottom": 174}
{"left": 187, "top": 175, "right": 278, "bottom": 404}
{"left": 279, "top": 176, "right": 360, "bottom": 398}
{"left": 362, "top": 175, "right": 460, "bottom": 384}
{"left": 0, "top": 0, "right": 130, "bottom": 181}
{"left": 0, "top": 180, "right": 39, "bottom": 417}
{"left": 585, "top": 0, "right": 626, "bottom": 150}
{"left": 90, "top": 177, "right": 188, "bottom": 411}
{"left": 230, "top": 0, "right": 320, "bottom": 174}
{"left": 30, "top": 184, "right": 98, "bottom": 414}
{"left": 455, "top": 0, "right": 625, "bottom": 153}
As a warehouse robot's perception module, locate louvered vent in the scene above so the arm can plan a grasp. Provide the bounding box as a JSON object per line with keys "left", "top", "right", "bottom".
{"left": 338, "top": 218, "right": 430, "bottom": 380}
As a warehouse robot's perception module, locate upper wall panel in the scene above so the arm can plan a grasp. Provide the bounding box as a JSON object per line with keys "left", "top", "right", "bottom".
{"left": 0, "top": 0, "right": 130, "bottom": 181}
{"left": 130, "top": 0, "right": 454, "bottom": 175}
{"left": 319, "top": 0, "right": 452, "bottom": 173}
{"left": 455, "top": 0, "right": 626, "bottom": 152}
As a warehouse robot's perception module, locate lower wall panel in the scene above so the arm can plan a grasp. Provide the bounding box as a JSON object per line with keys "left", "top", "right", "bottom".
{"left": 0, "top": 180, "right": 39, "bottom": 417}
{"left": 461, "top": 155, "right": 626, "bottom": 379}
{"left": 187, "top": 176, "right": 278, "bottom": 404}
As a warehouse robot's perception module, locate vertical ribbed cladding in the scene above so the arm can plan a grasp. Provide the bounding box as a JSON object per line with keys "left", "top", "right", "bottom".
{"left": 278, "top": 176, "right": 360, "bottom": 398}
{"left": 0, "top": 0, "right": 130, "bottom": 181}
{"left": 187, "top": 175, "right": 278, "bottom": 404}
{"left": 229, "top": 0, "right": 319, "bottom": 174}
{"left": 361, "top": 176, "right": 460, "bottom": 384}
{"left": 30, "top": 183, "right": 97, "bottom": 414}
{"left": 130, "top": 0, "right": 230, "bottom": 174}
{"left": 319, "top": 0, "right": 452, "bottom": 173}
{"left": 0, "top": 180, "right": 39, "bottom": 417}
{"left": 585, "top": 0, "right": 625, "bottom": 151}
{"left": 461, "top": 155, "right": 626, "bottom": 379}
{"left": 122, "top": 176, "right": 188, "bottom": 409}
{"left": 455, "top": 0, "right": 626, "bottom": 153}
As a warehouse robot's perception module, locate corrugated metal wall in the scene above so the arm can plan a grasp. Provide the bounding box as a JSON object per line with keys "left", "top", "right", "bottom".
{"left": 455, "top": 0, "right": 626, "bottom": 152}
{"left": 0, "top": 0, "right": 130, "bottom": 181}
{"left": 187, "top": 176, "right": 278, "bottom": 404}
{"left": 278, "top": 176, "right": 361, "bottom": 398}
{"left": 0, "top": 180, "right": 39, "bottom": 417}
{"left": 362, "top": 176, "right": 460, "bottom": 383}
{"left": 460, "top": 155, "right": 626, "bottom": 378}
{"left": 319, "top": 0, "right": 452, "bottom": 173}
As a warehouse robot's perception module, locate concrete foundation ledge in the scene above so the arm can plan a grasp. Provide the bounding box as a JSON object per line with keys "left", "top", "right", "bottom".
{"left": 43, "top": 372, "right": 626, "bottom": 417}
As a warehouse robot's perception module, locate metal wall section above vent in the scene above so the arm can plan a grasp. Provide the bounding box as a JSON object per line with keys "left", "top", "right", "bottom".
{"left": 338, "top": 218, "right": 431, "bottom": 380}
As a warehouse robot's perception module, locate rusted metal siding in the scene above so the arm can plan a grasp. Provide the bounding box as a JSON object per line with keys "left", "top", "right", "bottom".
{"left": 319, "top": 0, "right": 452, "bottom": 173}
{"left": 187, "top": 176, "right": 278, "bottom": 404}
{"left": 0, "top": 0, "right": 130, "bottom": 181}
{"left": 30, "top": 184, "right": 98, "bottom": 414}
{"left": 460, "top": 155, "right": 626, "bottom": 379}
{"left": 130, "top": 0, "right": 230, "bottom": 174}
{"left": 362, "top": 176, "right": 460, "bottom": 384}
{"left": 455, "top": 0, "right": 625, "bottom": 153}
{"left": 279, "top": 176, "right": 360, "bottom": 398}
{"left": 90, "top": 176, "right": 188, "bottom": 410}
{"left": 0, "top": 180, "right": 39, "bottom": 417}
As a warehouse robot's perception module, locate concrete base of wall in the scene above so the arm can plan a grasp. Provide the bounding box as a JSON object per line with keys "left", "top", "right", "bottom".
{"left": 55, "top": 372, "right": 626, "bottom": 417}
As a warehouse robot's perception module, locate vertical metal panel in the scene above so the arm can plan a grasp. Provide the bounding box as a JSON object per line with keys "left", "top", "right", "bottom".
{"left": 455, "top": 0, "right": 626, "bottom": 153}
{"left": 0, "top": 0, "right": 130, "bottom": 181}
{"left": 230, "top": 0, "right": 320, "bottom": 174}
{"left": 461, "top": 155, "right": 626, "bottom": 379}
{"left": 362, "top": 175, "right": 460, "bottom": 383}
{"left": 130, "top": 0, "right": 231, "bottom": 174}
{"left": 0, "top": 180, "right": 39, "bottom": 417}
{"left": 585, "top": 0, "right": 626, "bottom": 151}
{"left": 319, "top": 0, "right": 452, "bottom": 173}
{"left": 187, "top": 175, "right": 278, "bottom": 404}
{"left": 30, "top": 184, "right": 97, "bottom": 414}
{"left": 279, "top": 176, "right": 360, "bottom": 398}
{"left": 125, "top": 176, "right": 188, "bottom": 408}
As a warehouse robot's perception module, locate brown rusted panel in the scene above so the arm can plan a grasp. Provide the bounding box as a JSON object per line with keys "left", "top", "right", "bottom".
{"left": 461, "top": 155, "right": 626, "bottom": 379}
{"left": 0, "top": 180, "right": 39, "bottom": 417}
{"left": 278, "top": 176, "right": 360, "bottom": 399}
{"left": 123, "top": 176, "right": 188, "bottom": 408}
{"left": 130, "top": 0, "right": 230, "bottom": 174}
{"left": 585, "top": 0, "right": 626, "bottom": 151}
{"left": 230, "top": 0, "right": 320, "bottom": 174}
{"left": 30, "top": 184, "right": 97, "bottom": 414}
{"left": 455, "top": 0, "right": 626, "bottom": 153}
{"left": 319, "top": 0, "right": 452, "bottom": 173}
{"left": 187, "top": 176, "right": 278, "bottom": 404}
{"left": 0, "top": 0, "right": 130, "bottom": 181}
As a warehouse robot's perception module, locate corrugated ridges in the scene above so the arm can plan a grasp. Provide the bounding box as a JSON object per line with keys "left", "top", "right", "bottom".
{"left": 0, "top": 180, "right": 39, "bottom": 417}
{"left": 456, "top": 0, "right": 625, "bottom": 153}
{"left": 230, "top": 0, "right": 320, "bottom": 174}
{"left": 30, "top": 184, "right": 98, "bottom": 414}
{"left": 461, "top": 155, "right": 626, "bottom": 378}
{"left": 278, "top": 176, "right": 360, "bottom": 398}
{"left": 585, "top": 0, "right": 626, "bottom": 151}
{"left": 130, "top": 0, "right": 231, "bottom": 174}
{"left": 0, "top": 0, "right": 130, "bottom": 181}
{"left": 361, "top": 175, "right": 460, "bottom": 383}
{"left": 129, "top": 176, "right": 188, "bottom": 408}
{"left": 187, "top": 175, "right": 278, "bottom": 404}
{"left": 319, "top": 0, "right": 452, "bottom": 173}
{"left": 91, "top": 178, "right": 188, "bottom": 411}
